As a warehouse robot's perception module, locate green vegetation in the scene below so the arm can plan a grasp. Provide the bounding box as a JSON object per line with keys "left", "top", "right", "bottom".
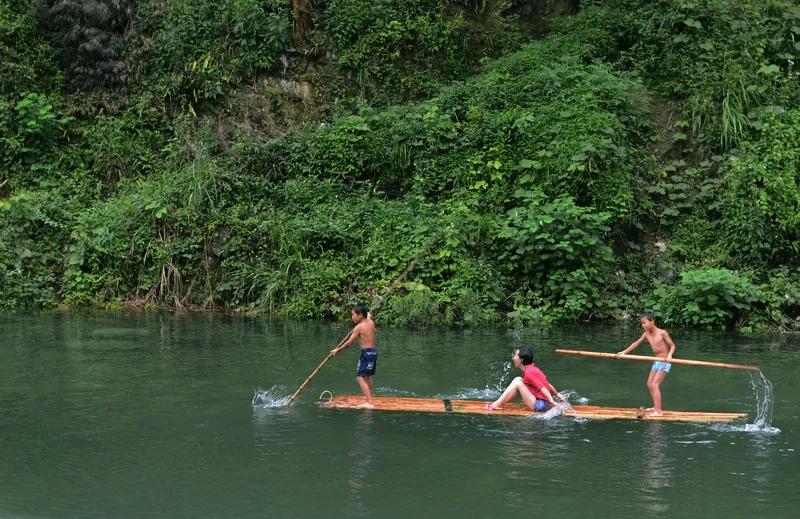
{"left": 2, "top": 0, "right": 799, "bottom": 331}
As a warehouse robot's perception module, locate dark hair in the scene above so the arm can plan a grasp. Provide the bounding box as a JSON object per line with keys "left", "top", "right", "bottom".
{"left": 353, "top": 304, "right": 369, "bottom": 318}
{"left": 515, "top": 347, "right": 533, "bottom": 365}
{"left": 641, "top": 312, "right": 657, "bottom": 324}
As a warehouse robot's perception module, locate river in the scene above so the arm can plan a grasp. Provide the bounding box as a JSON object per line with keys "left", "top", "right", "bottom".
{"left": 0, "top": 313, "right": 797, "bottom": 518}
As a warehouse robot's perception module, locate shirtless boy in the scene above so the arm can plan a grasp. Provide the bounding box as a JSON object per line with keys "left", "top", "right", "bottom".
{"left": 331, "top": 305, "right": 377, "bottom": 408}
{"left": 617, "top": 313, "right": 677, "bottom": 416}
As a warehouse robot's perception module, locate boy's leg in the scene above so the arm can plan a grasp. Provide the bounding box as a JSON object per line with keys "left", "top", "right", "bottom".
{"left": 646, "top": 370, "right": 668, "bottom": 415}
{"left": 644, "top": 369, "right": 657, "bottom": 411}
{"left": 492, "top": 377, "right": 538, "bottom": 410}
{"left": 356, "top": 376, "right": 374, "bottom": 408}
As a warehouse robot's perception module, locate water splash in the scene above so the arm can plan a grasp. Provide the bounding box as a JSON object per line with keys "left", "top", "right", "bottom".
{"left": 491, "top": 360, "right": 513, "bottom": 391}
{"left": 712, "top": 371, "right": 781, "bottom": 434}
{"left": 558, "top": 389, "right": 588, "bottom": 404}
{"left": 531, "top": 402, "right": 570, "bottom": 420}
{"left": 734, "top": 370, "right": 781, "bottom": 434}
{"left": 749, "top": 370, "right": 774, "bottom": 428}
{"left": 529, "top": 390, "right": 589, "bottom": 421}
{"left": 251, "top": 386, "right": 290, "bottom": 408}
{"left": 713, "top": 421, "right": 781, "bottom": 435}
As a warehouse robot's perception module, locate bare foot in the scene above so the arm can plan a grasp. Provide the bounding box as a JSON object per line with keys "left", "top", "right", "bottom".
{"left": 355, "top": 402, "right": 374, "bottom": 409}
{"left": 645, "top": 408, "right": 663, "bottom": 417}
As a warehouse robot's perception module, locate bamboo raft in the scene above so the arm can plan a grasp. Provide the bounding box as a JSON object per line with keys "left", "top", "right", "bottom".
{"left": 318, "top": 394, "right": 748, "bottom": 423}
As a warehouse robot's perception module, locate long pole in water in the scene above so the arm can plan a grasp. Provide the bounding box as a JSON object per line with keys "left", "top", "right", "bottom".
{"left": 555, "top": 348, "right": 761, "bottom": 372}
{"left": 285, "top": 332, "right": 352, "bottom": 407}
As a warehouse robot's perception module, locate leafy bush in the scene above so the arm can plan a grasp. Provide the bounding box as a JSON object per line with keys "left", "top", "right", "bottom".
{"left": 718, "top": 111, "right": 800, "bottom": 268}
{"left": 80, "top": 114, "right": 165, "bottom": 183}
{"left": 751, "top": 267, "right": 800, "bottom": 331}
{"left": 288, "top": 40, "right": 649, "bottom": 218}
{"left": 648, "top": 267, "right": 759, "bottom": 330}
{"left": 317, "top": 0, "right": 521, "bottom": 103}
{"left": 500, "top": 193, "right": 614, "bottom": 320}
{"left": 381, "top": 283, "right": 443, "bottom": 326}
{"left": 146, "top": 0, "right": 291, "bottom": 105}
{"left": 0, "top": 3, "right": 61, "bottom": 97}
{"left": 612, "top": 0, "right": 800, "bottom": 149}
{"left": 6, "top": 92, "right": 71, "bottom": 161}
{"left": 0, "top": 190, "right": 70, "bottom": 308}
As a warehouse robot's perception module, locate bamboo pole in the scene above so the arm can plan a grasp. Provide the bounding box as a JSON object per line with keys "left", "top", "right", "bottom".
{"left": 285, "top": 333, "right": 351, "bottom": 406}
{"left": 555, "top": 348, "right": 760, "bottom": 372}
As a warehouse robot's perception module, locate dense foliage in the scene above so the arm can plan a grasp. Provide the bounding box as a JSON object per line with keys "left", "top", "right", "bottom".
{"left": 1, "top": 0, "right": 799, "bottom": 332}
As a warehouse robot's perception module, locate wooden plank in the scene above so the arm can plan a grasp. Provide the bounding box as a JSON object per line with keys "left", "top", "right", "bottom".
{"left": 317, "top": 395, "right": 748, "bottom": 423}
{"left": 555, "top": 348, "right": 760, "bottom": 372}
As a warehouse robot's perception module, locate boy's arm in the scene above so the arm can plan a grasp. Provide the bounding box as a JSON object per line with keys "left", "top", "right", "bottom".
{"left": 331, "top": 325, "right": 360, "bottom": 356}
{"left": 538, "top": 386, "right": 559, "bottom": 407}
{"left": 548, "top": 383, "right": 567, "bottom": 402}
{"left": 663, "top": 331, "right": 677, "bottom": 360}
{"left": 617, "top": 334, "right": 646, "bottom": 356}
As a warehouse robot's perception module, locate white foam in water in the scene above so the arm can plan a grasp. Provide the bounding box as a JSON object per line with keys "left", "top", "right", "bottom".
{"left": 529, "top": 390, "right": 587, "bottom": 421}
{"left": 559, "top": 389, "right": 586, "bottom": 403}
{"left": 530, "top": 402, "right": 569, "bottom": 420}
{"left": 712, "top": 370, "right": 781, "bottom": 434}
{"left": 444, "top": 387, "right": 501, "bottom": 400}
{"left": 377, "top": 387, "right": 417, "bottom": 397}
{"left": 251, "top": 386, "right": 290, "bottom": 408}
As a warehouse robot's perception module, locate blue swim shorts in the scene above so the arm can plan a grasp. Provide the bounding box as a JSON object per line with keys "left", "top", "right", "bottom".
{"left": 534, "top": 399, "right": 549, "bottom": 412}
{"left": 356, "top": 347, "right": 378, "bottom": 377}
{"left": 651, "top": 360, "right": 672, "bottom": 373}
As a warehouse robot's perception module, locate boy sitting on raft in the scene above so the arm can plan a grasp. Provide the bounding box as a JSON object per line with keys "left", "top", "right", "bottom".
{"left": 617, "top": 313, "right": 677, "bottom": 417}
{"left": 485, "top": 348, "right": 567, "bottom": 412}
{"left": 331, "top": 305, "right": 377, "bottom": 408}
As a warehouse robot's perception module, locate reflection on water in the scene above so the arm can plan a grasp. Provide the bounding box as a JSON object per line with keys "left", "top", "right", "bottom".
{"left": 496, "top": 419, "right": 573, "bottom": 511}
{"left": 639, "top": 423, "right": 673, "bottom": 517}
{"left": 747, "top": 429, "right": 779, "bottom": 503}
{"left": 346, "top": 412, "right": 375, "bottom": 517}
{"left": 497, "top": 426, "right": 549, "bottom": 510}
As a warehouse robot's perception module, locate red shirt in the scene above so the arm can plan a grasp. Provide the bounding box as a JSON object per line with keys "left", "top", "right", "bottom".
{"left": 522, "top": 364, "right": 550, "bottom": 401}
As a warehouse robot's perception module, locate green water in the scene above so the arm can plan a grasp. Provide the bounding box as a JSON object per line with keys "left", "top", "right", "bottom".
{"left": 1, "top": 313, "right": 797, "bottom": 518}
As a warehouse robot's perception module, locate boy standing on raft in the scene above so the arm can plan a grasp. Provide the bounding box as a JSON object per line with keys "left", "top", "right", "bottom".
{"left": 617, "top": 313, "right": 677, "bottom": 417}
{"left": 485, "top": 348, "right": 567, "bottom": 412}
{"left": 331, "top": 305, "right": 377, "bottom": 408}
